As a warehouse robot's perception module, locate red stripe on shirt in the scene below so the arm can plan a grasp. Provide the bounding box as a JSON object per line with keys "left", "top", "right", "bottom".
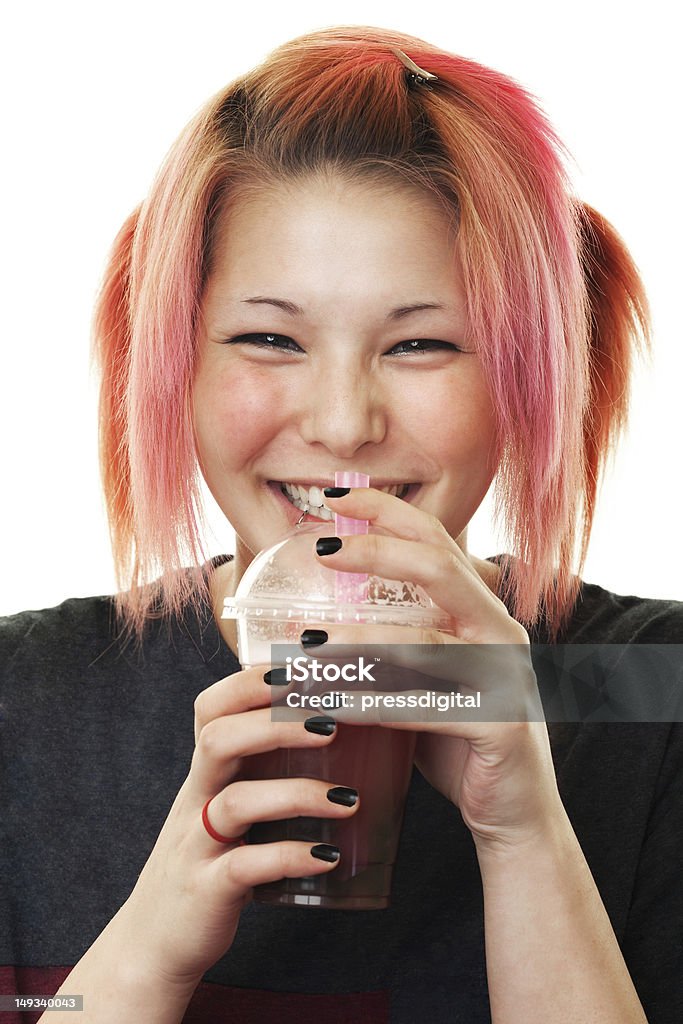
{"left": 1, "top": 965, "right": 390, "bottom": 1023}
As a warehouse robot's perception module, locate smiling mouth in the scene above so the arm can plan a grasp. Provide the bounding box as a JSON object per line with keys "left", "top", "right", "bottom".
{"left": 275, "top": 481, "right": 412, "bottom": 520}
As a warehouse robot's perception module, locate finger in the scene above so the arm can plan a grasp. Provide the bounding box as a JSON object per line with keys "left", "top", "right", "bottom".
{"left": 279, "top": 687, "right": 532, "bottom": 728}
{"left": 199, "top": 778, "right": 360, "bottom": 852}
{"left": 190, "top": 708, "right": 337, "bottom": 800}
{"left": 324, "top": 486, "right": 483, "bottom": 583}
{"left": 314, "top": 531, "right": 513, "bottom": 640}
{"left": 298, "top": 621, "right": 464, "bottom": 676}
{"left": 295, "top": 623, "right": 533, "bottom": 693}
{"left": 324, "top": 486, "right": 457, "bottom": 548}
{"left": 194, "top": 664, "right": 287, "bottom": 742}
{"left": 276, "top": 671, "right": 540, "bottom": 729}
{"left": 207, "top": 840, "right": 342, "bottom": 894}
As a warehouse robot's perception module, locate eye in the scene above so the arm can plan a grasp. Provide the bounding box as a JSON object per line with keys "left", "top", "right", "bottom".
{"left": 388, "top": 339, "right": 463, "bottom": 355}
{"left": 220, "top": 334, "right": 465, "bottom": 356}
{"left": 223, "top": 332, "right": 302, "bottom": 351}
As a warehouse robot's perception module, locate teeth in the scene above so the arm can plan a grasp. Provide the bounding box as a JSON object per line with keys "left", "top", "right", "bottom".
{"left": 280, "top": 481, "right": 410, "bottom": 519}
{"left": 308, "top": 485, "right": 324, "bottom": 507}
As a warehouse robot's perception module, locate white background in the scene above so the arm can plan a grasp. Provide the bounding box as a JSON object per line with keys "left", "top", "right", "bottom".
{"left": 1, "top": 0, "right": 680, "bottom": 616}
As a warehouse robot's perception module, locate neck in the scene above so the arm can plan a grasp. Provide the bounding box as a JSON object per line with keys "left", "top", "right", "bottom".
{"left": 209, "top": 536, "right": 255, "bottom": 657}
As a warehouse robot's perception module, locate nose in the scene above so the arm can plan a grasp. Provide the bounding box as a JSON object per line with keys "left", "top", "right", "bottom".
{"left": 297, "top": 363, "right": 388, "bottom": 457}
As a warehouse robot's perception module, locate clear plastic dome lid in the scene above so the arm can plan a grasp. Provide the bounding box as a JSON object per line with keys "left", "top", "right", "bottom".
{"left": 222, "top": 521, "right": 453, "bottom": 630}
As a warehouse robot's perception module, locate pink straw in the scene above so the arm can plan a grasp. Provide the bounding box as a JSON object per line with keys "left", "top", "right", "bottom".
{"left": 334, "top": 471, "right": 369, "bottom": 606}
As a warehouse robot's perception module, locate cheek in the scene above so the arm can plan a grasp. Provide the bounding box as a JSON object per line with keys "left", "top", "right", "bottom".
{"left": 192, "top": 360, "right": 286, "bottom": 475}
{"left": 424, "top": 382, "right": 499, "bottom": 534}
{"left": 408, "top": 372, "right": 499, "bottom": 472}
{"left": 448, "top": 399, "right": 498, "bottom": 472}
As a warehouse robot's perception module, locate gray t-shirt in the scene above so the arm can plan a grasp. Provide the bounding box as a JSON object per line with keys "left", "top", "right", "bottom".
{"left": 1, "top": 560, "right": 682, "bottom": 1023}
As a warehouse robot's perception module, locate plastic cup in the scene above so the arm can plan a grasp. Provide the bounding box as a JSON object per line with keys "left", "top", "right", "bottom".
{"left": 221, "top": 480, "right": 452, "bottom": 909}
{"left": 236, "top": 721, "right": 416, "bottom": 909}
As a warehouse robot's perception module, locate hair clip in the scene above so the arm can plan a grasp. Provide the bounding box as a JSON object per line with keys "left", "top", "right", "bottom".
{"left": 390, "top": 47, "right": 438, "bottom": 89}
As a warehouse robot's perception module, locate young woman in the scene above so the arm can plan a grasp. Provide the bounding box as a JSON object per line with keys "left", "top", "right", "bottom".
{"left": 1, "top": 24, "right": 680, "bottom": 1024}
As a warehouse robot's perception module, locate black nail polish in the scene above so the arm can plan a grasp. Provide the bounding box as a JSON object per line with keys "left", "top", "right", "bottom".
{"left": 304, "top": 715, "right": 336, "bottom": 736}
{"left": 316, "top": 536, "right": 343, "bottom": 556}
{"left": 310, "top": 843, "right": 341, "bottom": 863}
{"left": 323, "top": 487, "right": 350, "bottom": 497}
{"left": 263, "top": 668, "right": 289, "bottom": 685}
{"left": 301, "top": 628, "right": 328, "bottom": 648}
{"left": 327, "top": 786, "right": 359, "bottom": 807}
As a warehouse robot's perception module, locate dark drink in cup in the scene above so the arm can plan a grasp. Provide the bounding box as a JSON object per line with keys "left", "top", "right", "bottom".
{"left": 241, "top": 724, "right": 416, "bottom": 908}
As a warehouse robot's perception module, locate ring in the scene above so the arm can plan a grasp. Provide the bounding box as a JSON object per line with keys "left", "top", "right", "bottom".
{"left": 201, "top": 798, "right": 247, "bottom": 846}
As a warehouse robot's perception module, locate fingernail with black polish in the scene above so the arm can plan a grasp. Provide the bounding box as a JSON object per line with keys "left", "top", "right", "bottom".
{"left": 316, "top": 536, "right": 343, "bottom": 556}
{"left": 323, "top": 487, "right": 350, "bottom": 498}
{"left": 310, "top": 843, "right": 341, "bottom": 863}
{"left": 301, "top": 628, "right": 328, "bottom": 649}
{"left": 327, "top": 786, "right": 359, "bottom": 807}
{"left": 263, "top": 668, "right": 289, "bottom": 685}
{"left": 304, "top": 715, "right": 336, "bottom": 736}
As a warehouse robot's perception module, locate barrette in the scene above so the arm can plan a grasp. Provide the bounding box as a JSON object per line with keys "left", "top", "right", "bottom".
{"left": 390, "top": 47, "right": 438, "bottom": 89}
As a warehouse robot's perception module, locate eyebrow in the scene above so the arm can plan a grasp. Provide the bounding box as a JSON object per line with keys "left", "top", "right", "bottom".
{"left": 241, "top": 296, "right": 448, "bottom": 321}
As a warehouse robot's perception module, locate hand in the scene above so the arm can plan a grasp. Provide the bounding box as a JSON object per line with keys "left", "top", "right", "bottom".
{"left": 119, "top": 667, "right": 360, "bottom": 986}
{"left": 308, "top": 487, "right": 564, "bottom": 854}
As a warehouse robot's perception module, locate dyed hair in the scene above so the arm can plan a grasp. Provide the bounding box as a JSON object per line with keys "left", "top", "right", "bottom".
{"left": 93, "top": 25, "right": 650, "bottom": 642}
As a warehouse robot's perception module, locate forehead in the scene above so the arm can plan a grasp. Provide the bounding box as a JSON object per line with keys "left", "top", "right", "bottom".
{"left": 205, "top": 174, "right": 464, "bottom": 312}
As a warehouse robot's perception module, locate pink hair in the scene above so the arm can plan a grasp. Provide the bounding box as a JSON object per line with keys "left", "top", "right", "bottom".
{"left": 93, "top": 25, "right": 650, "bottom": 641}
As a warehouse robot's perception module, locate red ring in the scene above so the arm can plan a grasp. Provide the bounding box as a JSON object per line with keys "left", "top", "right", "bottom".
{"left": 201, "top": 798, "right": 246, "bottom": 846}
